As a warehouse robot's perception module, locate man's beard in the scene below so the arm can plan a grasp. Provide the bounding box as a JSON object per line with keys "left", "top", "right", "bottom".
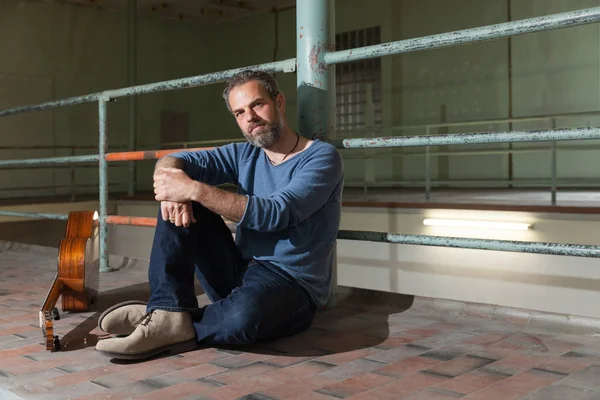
{"left": 243, "top": 114, "right": 284, "bottom": 149}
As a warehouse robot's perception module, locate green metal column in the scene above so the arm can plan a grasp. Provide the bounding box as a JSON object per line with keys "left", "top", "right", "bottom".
{"left": 297, "top": 0, "right": 337, "bottom": 305}
{"left": 127, "top": 0, "right": 138, "bottom": 197}
{"left": 297, "top": 0, "right": 335, "bottom": 140}
{"left": 98, "top": 95, "right": 109, "bottom": 273}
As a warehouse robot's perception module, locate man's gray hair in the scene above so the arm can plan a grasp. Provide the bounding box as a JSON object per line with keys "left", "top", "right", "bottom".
{"left": 222, "top": 70, "right": 281, "bottom": 112}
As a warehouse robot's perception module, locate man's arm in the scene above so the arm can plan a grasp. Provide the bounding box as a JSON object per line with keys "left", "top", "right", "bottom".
{"left": 190, "top": 182, "right": 247, "bottom": 223}
{"left": 153, "top": 150, "right": 244, "bottom": 226}
{"left": 153, "top": 167, "right": 247, "bottom": 223}
{"left": 153, "top": 157, "right": 196, "bottom": 227}
{"left": 154, "top": 145, "right": 343, "bottom": 230}
{"left": 154, "top": 156, "right": 184, "bottom": 174}
{"left": 165, "top": 144, "right": 240, "bottom": 186}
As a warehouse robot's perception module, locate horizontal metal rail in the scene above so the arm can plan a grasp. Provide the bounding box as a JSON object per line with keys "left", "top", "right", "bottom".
{"left": 0, "top": 212, "right": 237, "bottom": 233}
{"left": 0, "top": 59, "right": 296, "bottom": 117}
{"left": 104, "top": 58, "right": 295, "bottom": 100}
{"left": 104, "top": 147, "right": 212, "bottom": 162}
{"left": 106, "top": 215, "right": 237, "bottom": 232}
{"left": 0, "top": 154, "right": 99, "bottom": 168}
{"left": 162, "top": 129, "right": 600, "bottom": 154}
{"left": 0, "top": 142, "right": 594, "bottom": 168}
{"left": 324, "top": 7, "right": 600, "bottom": 65}
{"left": 341, "top": 145, "right": 599, "bottom": 159}
{"left": 0, "top": 211, "right": 68, "bottom": 220}
{"left": 1, "top": 128, "right": 599, "bottom": 168}
{"left": 0, "top": 165, "right": 128, "bottom": 170}
{"left": 4, "top": 109, "right": 597, "bottom": 153}
{"left": 161, "top": 110, "right": 600, "bottom": 149}
{"left": 3, "top": 210, "right": 598, "bottom": 259}
{"left": 105, "top": 216, "right": 157, "bottom": 227}
{"left": 0, "top": 147, "right": 212, "bottom": 168}
{"left": 0, "top": 184, "right": 120, "bottom": 191}
{"left": 162, "top": 138, "right": 246, "bottom": 148}
{"left": 344, "top": 179, "right": 600, "bottom": 187}
{"left": 0, "top": 145, "right": 122, "bottom": 150}
{"left": 0, "top": 212, "right": 160, "bottom": 225}
{"left": 337, "top": 230, "right": 600, "bottom": 258}
{"left": 333, "top": 127, "right": 600, "bottom": 149}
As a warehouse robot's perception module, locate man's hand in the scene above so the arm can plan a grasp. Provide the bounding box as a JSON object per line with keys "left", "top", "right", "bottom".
{"left": 161, "top": 201, "right": 196, "bottom": 227}
{"left": 153, "top": 160, "right": 246, "bottom": 225}
{"left": 153, "top": 167, "right": 198, "bottom": 204}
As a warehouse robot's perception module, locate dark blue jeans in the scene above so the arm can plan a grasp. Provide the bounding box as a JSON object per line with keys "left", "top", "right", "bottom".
{"left": 146, "top": 202, "right": 316, "bottom": 346}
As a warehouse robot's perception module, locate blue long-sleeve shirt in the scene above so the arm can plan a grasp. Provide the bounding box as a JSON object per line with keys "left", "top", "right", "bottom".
{"left": 170, "top": 139, "right": 344, "bottom": 308}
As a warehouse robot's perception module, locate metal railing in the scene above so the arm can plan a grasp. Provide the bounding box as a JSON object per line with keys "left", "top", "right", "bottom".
{"left": 161, "top": 111, "right": 600, "bottom": 205}
{"left": 0, "top": 135, "right": 593, "bottom": 202}
{"left": 1, "top": 3, "right": 600, "bottom": 276}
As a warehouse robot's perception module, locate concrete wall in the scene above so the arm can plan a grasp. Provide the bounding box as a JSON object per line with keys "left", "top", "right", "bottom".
{"left": 0, "top": 0, "right": 209, "bottom": 197}
{"left": 338, "top": 206, "right": 600, "bottom": 319}
{"left": 511, "top": 0, "right": 600, "bottom": 183}
{"left": 349, "top": 0, "right": 600, "bottom": 187}
{"left": 1, "top": 0, "right": 600, "bottom": 196}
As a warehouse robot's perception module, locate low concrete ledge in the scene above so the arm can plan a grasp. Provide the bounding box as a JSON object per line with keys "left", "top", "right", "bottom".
{"left": 3, "top": 240, "right": 600, "bottom": 337}
{"left": 329, "top": 286, "right": 600, "bottom": 336}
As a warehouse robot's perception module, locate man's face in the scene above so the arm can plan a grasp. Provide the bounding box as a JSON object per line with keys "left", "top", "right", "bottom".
{"left": 228, "top": 80, "right": 284, "bottom": 149}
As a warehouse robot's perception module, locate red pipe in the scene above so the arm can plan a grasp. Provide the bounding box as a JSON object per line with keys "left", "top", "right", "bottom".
{"left": 105, "top": 215, "right": 237, "bottom": 231}
{"left": 105, "top": 147, "right": 213, "bottom": 162}
{"left": 105, "top": 215, "right": 157, "bottom": 227}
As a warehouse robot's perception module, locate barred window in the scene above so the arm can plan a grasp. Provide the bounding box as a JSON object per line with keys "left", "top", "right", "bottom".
{"left": 335, "top": 26, "right": 382, "bottom": 134}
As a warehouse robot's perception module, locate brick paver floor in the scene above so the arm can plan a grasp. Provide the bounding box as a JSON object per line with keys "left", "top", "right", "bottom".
{"left": 2, "top": 244, "right": 600, "bottom": 399}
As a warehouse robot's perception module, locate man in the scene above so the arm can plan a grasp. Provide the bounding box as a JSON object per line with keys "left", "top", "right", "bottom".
{"left": 95, "top": 70, "right": 344, "bottom": 360}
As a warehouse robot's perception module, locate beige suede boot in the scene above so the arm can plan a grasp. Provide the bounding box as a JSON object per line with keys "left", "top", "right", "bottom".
{"left": 98, "top": 300, "right": 147, "bottom": 336}
{"left": 95, "top": 309, "right": 197, "bottom": 360}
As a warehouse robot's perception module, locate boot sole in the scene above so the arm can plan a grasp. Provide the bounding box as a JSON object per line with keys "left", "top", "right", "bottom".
{"left": 97, "top": 300, "right": 147, "bottom": 333}
{"left": 95, "top": 338, "right": 198, "bottom": 361}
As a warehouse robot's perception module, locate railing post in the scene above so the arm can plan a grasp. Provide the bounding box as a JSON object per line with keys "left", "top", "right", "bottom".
{"left": 70, "top": 147, "right": 75, "bottom": 202}
{"left": 364, "top": 83, "right": 375, "bottom": 200}
{"left": 425, "top": 126, "right": 431, "bottom": 201}
{"left": 551, "top": 117, "right": 557, "bottom": 205}
{"left": 550, "top": 140, "right": 557, "bottom": 205}
{"left": 297, "top": 0, "right": 336, "bottom": 305}
{"left": 297, "top": 0, "right": 334, "bottom": 140}
{"left": 127, "top": 0, "right": 138, "bottom": 198}
{"left": 364, "top": 150, "right": 368, "bottom": 199}
{"left": 98, "top": 95, "right": 110, "bottom": 273}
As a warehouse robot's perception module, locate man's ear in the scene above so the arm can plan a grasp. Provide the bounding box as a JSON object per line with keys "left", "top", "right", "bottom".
{"left": 276, "top": 93, "right": 286, "bottom": 114}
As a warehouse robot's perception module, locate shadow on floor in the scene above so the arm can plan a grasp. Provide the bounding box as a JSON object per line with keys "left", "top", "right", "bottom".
{"left": 235, "top": 289, "right": 415, "bottom": 358}
{"left": 55, "top": 283, "right": 415, "bottom": 362}
{"left": 53, "top": 282, "right": 152, "bottom": 352}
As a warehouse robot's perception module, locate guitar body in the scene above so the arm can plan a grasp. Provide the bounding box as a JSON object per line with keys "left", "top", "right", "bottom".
{"left": 60, "top": 213, "right": 100, "bottom": 311}
{"left": 40, "top": 211, "right": 99, "bottom": 351}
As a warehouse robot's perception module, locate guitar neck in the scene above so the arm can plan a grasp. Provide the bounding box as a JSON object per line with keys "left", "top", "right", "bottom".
{"left": 41, "top": 274, "right": 62, "bottom": 312}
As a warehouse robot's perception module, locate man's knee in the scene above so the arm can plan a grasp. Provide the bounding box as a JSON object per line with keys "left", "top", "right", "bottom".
{"left": 221, "top": 298, "right": 313, "bottom": 345}
{"left": 224, "top": 303, "right": 263, "bottom": 344}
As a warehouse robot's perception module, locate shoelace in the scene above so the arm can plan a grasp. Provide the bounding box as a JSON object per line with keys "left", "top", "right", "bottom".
{"left": 134, "top": 310, "right": 154, "bottom": 327}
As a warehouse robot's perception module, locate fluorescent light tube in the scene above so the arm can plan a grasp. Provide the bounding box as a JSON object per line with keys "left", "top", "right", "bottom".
{"left": 423, "top": 218, "right": 531, "bottom": 231}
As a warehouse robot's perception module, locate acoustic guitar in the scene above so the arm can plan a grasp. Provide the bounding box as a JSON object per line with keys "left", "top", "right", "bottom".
{"left": 39, "top": 210, "right": 99, "bottom": 351}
